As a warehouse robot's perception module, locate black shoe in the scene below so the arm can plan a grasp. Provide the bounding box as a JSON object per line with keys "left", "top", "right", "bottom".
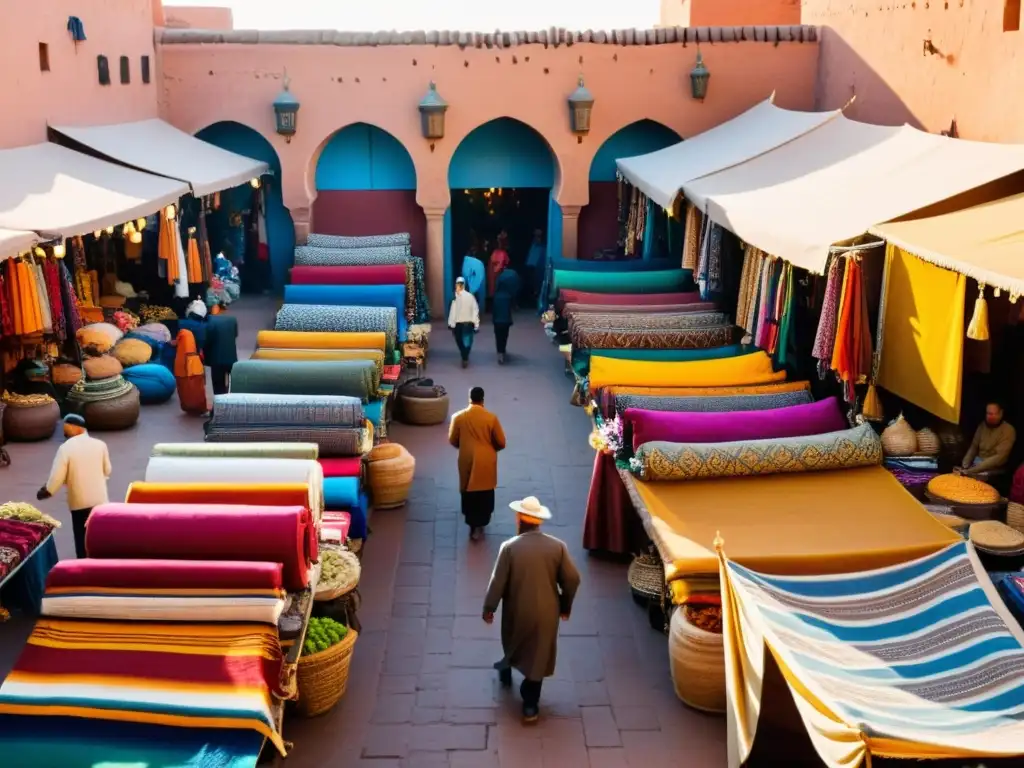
{"left": 461, "top": 359, "right": 469, "bottom": 369}
{"left": 498, "top": 667, "right": 512, "bottom": 688}
{"left": 497, "top": 353, "right": 505, "bottom": 365}
{"left": 522, "top": 704, "right": 539, "bottom": 724}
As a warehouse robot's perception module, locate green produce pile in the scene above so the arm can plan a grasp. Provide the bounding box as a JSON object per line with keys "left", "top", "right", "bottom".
{"left": 302, "top": 616, "right": 349, "bottom": 657}
{"left": 318, "top": 548, "right": 360, "bottom": 590}
{"left": 0, "top": 502, "right": 61, "bottom": 528}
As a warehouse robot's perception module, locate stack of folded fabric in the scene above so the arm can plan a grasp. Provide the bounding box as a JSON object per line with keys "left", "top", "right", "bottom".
{"left": 230, "top": 359, "right": 379, "bottom": 403}
{"left": 883, "top": 455, "right": 940, "bottom": 490}
{"left": 319, "top": 457, "right": 370, "bottom": 546}
{"left": 275, "top": 305, "right": 399, "bottom": 359}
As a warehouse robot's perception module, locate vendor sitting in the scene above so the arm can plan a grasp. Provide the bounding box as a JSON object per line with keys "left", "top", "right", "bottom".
{"left": 957, "top": 401, "right": 1016, "bottom": 477}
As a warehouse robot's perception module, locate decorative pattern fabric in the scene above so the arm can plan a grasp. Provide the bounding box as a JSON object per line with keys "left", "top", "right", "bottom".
{"left": 66, "top": 375, "right": 134, "bottom": 405}
{"left": 632, "top": 422, "right": 883, "bottom": 482}
{"left": 293, "top": 244, "right": 410, "bottom": 266}
{"left": 613, "top": 390, "right": 814, "bottom": 416}
{"left": 151, "top": 443, "right": 319, "bottom": 460}
{"left": 0, "top": 519, "right": 49, "bottom": 582}
{"left": 284, "top": 284, "right": 408, "bottom": 340}
{"left": 274, "top": 304, "right": 397, "bottom": 357}
{"left": 812, "top": 255, "right": 844, "bottom": 371}
{"left": 210, "top": 393, "right": 364, "bottom": 429}
{"left": 574, "top": 325, "right": 735, "bottom": 351}
{"left": 306, "top": 232, "right": 410, "bottom": 248}
{"left": 722, "top": 541, "right": 1024, "bottom": 768}
{"left": 206, "top": 426, "right": 368, "bottom": 457}
{"left": 290, "top": 264, "right": 408, "bottom": 285}
{"left": 257, "top": 329, "right": 386, "bottom": 353}
{"left": 681, "top": 203, "right": 702, "bottom": 271}
{"left": 229, "top": 359, "right": 377, "bottom": 403}
{"left": 0, "top": 619, "right": 287, "bottom": 755}
{"left": 569, "top": 311, "right": 727, "bottom": 343}
{"left": 564, "top": 302, "right": 717, "bottom": 316}
{"left": 589, "top": 350, "right": 784, "bottom": 391}
{"left": 557, "top": 290, "right": 700, "bottom": 309}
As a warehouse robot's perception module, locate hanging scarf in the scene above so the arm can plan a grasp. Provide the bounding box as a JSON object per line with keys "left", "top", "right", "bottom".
{"left": 706, "top": 224, "right": 723, "bottom": 299}
{"left": 766, "top": 261, "right": 786, "bottom": 354}
{"left": 42, "top": 260, "right": 65, "bottom": 343}
{"left": 831, "top": 256, "right": 873, "bottom": 391}
{"left": 185, "top": 231, "right": 203, "bottom": 284}
{"left": 681, "top": 204, "right": 701, "bottom": 271}
{"left": 71, "top": 236, "right": 86, "bottom": 271}
{"left": 158, "top": 215, "right": 180, "bottom": 285}
{"left": 257, "top": 187, "right": 270, "bottom": 262}
{"left": 0, "top": 265, "right": 12, "bottom": 338}
{"left": 696, "top": 214, "right": 712, "bottom": 297}
{"left": 58, "top": 261, "right": 82, "bottom": 339}
{"left": 625, "top": 187, "right": 639, "bottom": 255}
{"left": 812, "top": 256, "right": 844, "bottom": 375}
{"left": 775, "top": 266, "right": 797, "bottom": 366}
{"left": 198, "top": 214, "right": 213, "bottom": 284}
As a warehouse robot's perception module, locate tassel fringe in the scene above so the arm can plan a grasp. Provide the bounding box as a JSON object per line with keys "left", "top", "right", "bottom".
{"left": 966, "top": 283, "right": 990, "bottom": 341}
{"left": 862, "top": 383, "right": 883, "bottom": 421}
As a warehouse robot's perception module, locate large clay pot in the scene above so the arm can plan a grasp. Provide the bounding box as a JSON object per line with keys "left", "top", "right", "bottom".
{"left": 83, "top": 387, "right": 140, "bottom": 431}
{"left": 3, "top": 400, "right": 60, "bottom": 442}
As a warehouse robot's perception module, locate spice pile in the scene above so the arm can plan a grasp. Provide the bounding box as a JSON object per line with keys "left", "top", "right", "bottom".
{"left": 684, "top": 605, "right": 723, "bottom": 634}
{"left": 0, "top": 502, "right": 60, "bottom": 528}
{"left": 2, "top": 391, "right": 55, "bottom": 406}
{"left": 302, "top": 616, "right": 349, "bottom": 656}
{"left": 316, "top": 548, "right": 361, "bottom": 598}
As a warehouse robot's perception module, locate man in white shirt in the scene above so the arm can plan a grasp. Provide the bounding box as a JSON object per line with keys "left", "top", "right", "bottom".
{"left": 37, "top": 414, "right": 112, "bottom": 558}
{"left": 448, "top": 276, "right": 481, "bottom": 368}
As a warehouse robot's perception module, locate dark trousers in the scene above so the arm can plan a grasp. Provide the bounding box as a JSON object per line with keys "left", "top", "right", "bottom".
{"left": 452, "top": 322, "right": 475, "bottom": 361}
{"left": 520, "top": 678, "right": 543, "bottom": 708}
{"left": 461, "top": 489, "right": 495, "bottom": 528}
{"left": 70, "top": 507, "right": 93, "bottom": 559}
{"left": 211, "top": 364, "right": 232, "bottom": 395}
{"left": 494, "top": 323, "right": 511, "bottom": 354}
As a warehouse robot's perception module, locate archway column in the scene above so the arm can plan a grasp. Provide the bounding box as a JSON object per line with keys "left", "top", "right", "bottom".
{"left": 560, "top": 205, "right": 583, "bottom": 260}
{"left": 423, "top": 206, "right": 447, "bottom": 320}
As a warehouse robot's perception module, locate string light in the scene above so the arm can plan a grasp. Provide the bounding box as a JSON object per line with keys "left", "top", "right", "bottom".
{"left": 105, "top": 225, "right": 114, "bottom": 235}
{"left": 136, "top": 218, "right": 146, "bottom": 231}
{"left": 165, "top": 204, "right": 177, "bottom": 221}
{"left": 52, "top": 243, "right": 65, "bottom": 258}
{"left": 93, "top": 230, "right": 102, "bottom": 239}
{"left": 250, "top": 177, "right": 261, "bottom": 189}
{"left": 123, "top": 220, "right": 137, "bottom": 236}
{"left": 129, "top": 230, "right": 142, "bottom": 244}
{"left": 33, "top": 246, "right": 45, "bottom": 257}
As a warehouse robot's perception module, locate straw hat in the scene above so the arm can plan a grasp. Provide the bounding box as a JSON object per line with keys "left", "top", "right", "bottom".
{"left": 509, "top": 496, "right": 552, "bottom": 521}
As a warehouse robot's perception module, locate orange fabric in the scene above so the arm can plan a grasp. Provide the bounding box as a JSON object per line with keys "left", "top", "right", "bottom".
{"left": 186, "top": 235, "right": 203, "bottom": 284}
{"left": 831, "top": 258, "right": 872, "bottom": 384}
{"left": 173, "top": 330, "right": 204, "bottom": 378}
{"left": 159, "top": 217, "right": 181, "bottom": 285}
{"left": 126, "top": 482, "right": 309, "bottom": 508}
{"left": 10, "top": 261, "right": 43, "bottom": 335}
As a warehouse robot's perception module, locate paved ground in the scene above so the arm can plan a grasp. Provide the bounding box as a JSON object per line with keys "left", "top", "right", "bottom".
{"left": 0, "top": 295, "right": 727, "bottom": 767}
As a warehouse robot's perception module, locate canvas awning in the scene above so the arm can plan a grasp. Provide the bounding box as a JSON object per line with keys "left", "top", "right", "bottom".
{"left": 684, "top": 116, "right": 1024, "bottom": 274}
{"left": 0, "top": 142, "right": 189, "bottom": 238}
{"left": 0, "top": 228, "right": 40, "bottom": 261}
{"left": 614, "top": 98, "right": 841, "bottom": 209}
{"left": 872, "top": 193, "right": 1024, "bottom": 297}
{"left": 50, "top": 118, "right": 269, "bottom": 197}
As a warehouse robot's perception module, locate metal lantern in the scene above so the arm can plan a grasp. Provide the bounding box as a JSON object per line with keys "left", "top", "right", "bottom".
{"left": 273, "top": 74, "right": 300, "bottom": 142}
{"left": 568, "top": 76, "right": 594, "bottom": 137}
{"left": 690, "top": 51, "right": 710, "bottom": 102}
{"left": 418, "top": 82, "right": 448, "bottom": 141}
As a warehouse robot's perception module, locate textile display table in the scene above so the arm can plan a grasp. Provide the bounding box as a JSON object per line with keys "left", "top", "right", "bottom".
{"left": 0, "top": 535, "right": 58, "bottom": 616}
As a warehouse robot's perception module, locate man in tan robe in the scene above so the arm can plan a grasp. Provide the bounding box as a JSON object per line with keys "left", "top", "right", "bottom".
{"left": 483, "top": 496, "right": 581, "bottom": 723}
{"left": 959, "top": 400, "right": 1016, "bottom": 478}
{"left": 449, "top": 386, "right": 506, "bottom": 540}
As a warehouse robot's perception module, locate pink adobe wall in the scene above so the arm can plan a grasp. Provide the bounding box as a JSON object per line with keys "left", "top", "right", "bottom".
{"left": 0, "top": 0, "right": 159, "bottom": 149}
{"left": 163, "top": 5, "right": 234, "bottom": 30}
{"left": 661, "top": 0, "right": 802, "bottom": 27}
{"left": 804, "top": 0, "right": 1024, "bottom": 142}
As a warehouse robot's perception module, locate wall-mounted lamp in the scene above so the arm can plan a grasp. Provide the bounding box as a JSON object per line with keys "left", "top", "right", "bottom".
{"left": 568, "top": 76, "right": 594, "bottom": 143}
{"left": 273, "top": 71, "right": 300, "bottom": 143}
{"left": 690, "top": 49, "right": 710, "bottom": 101}
{"left": 419, "top": 82, "right": 448, "bottom": 152}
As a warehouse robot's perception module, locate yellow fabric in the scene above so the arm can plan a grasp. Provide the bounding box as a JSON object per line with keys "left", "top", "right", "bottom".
{"left": 606, "top": 381, "right": 809, "bottom": 398}
{"left": 252, "top": 348, "right": 383, "bottom": 363}
{"left": 589, "top": 351, "right": 785, "bottom": 390}
{"left": 630, "top": 466, "right": 959, "bottom": 581}
{"left": 877, "top": 245, "right": 965, "bottom": 423}
{"left": 255, "top": 330, "right": 386, "bottom": 352}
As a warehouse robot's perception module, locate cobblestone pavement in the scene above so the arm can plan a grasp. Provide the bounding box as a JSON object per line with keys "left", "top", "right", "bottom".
{"left": 0, "top": 296, "right": 727, "bottom": 767}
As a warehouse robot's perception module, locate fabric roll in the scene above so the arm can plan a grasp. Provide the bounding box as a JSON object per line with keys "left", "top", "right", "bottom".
{"left": 274, "top": 305, "right": 397, "bottom": 356}
{"left": 230, "top": 359, "right": 377, "bottom": 402}
{"left": 206, "top": 426, "right": 368, "bottom": 458}
{"left": 252, "top": 348, "right": 385, "bottom": 371}
{"left": 552, "top": 269, "right": 690, "bottom": 295}
{"left": 632, "top": 423, "right": 883, "bottom": 482}
{"left": 46, "top": 558, "right": 284, "bottom": 590}
{"left": 284, "top": 284, "right": 408, "bottom": 341}
{"left": 306, "top": 232, "right": 410, "bottom": 248}
{"left": 151, "top": 442, "right": 319, "bottom": 459}
{"left": 557, "top": 290, "right": 701, "bottom": 308}
{"left": 626, "top": 397, "right": 846, "bottom": 449}
{"left": 575, "top": 325, "right": 735, "bottom": 350}
{"left": 564, "top": 302, "right": 716, "bottom": 315}
{"left": 293, "top": 245, "right": 409, "bottom": 266}
{"left": 290, "top": 264, "right": 408, "bottom": 285}
{"left": 210, "top": 393, "right": 364, "bottom": 429}
{"left": 85, "top": 503, "right": 311, "bottom": 591}
{"left": 319, "top": 457, "right": 363, "bottom": 478}
{"left": 572, "top": 344, "right": 750, "bottom": 377}
{"left": 364, "top": 399, "right": 384, "bottom": 427}
{"left": 256, "top": 329, "right": 386, "bottom": 352}
{"left": 613, "top": 390, "right": 814, "bottom": 415}
{"left": 589, "top": 350, "right": 784, "bottom": 390}
{"left": 569, "top": 312, "right": 727, "bottom": 342}
{"left": 549, "top": 257, "right": 673, "bottom": 272}
{"left": 323, "top": 476, "right": 361, "bottom": 509}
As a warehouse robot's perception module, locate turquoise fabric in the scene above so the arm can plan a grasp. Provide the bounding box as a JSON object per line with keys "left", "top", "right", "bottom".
{"left": 551, "top": 269, "right": 688, "bottom": 295}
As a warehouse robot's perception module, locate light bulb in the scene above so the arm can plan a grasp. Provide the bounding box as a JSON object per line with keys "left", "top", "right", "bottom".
{"left": 165, "top": 204, "right": 177, "bottom": 220}
{"left": 33, "top": 246, "right": 45, "bottom": 257}
{"left": 105, "top": 225, "right": 114, "bottom": 235}
{"left": 136, "top": 218, "right": 146, "bottom": 230}
{"left": 129, "top": 231, "right": 142, "bottom": 244}
{"left": 53, "top": 243, "right": 65, "bottom": 258}
{"left": 124, "top": 220, "right": 136, "bottom": 235}
{"left": 93, "top": 230, "right": 102, "bottom": 239}
{"left": 250, "top": 177, "right": 261, "bottom": 189}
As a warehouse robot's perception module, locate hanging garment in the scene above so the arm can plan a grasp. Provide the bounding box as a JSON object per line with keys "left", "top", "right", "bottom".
{"left": 173, "top": 223, "right": 189, "bottom": 298}
{"left": 58, "top": 261, "right": 82, "bottom": 340}
{"left": 43, "top": 260, "right": 65, "bottom": 343}
{"left": 776, "top": 266, "right": 797, "bottom": 367}
{"left": 831, "top": 257, "right": 873, "bottom": 388}
{"left": 198, "top": 213, "right": 213, "bottom": 284}
{"left": 158, "top": 215, "right": 180, "bottom": 286}
{"left": 186, "top": 233, "right": 203, "bottom": 284}
{"left": 812, "top": 256, "right": 844, "bottom": 373}
{"left": 32, "top": 263, "right": 52, "bottom": 333}
{"left": 257, "top": 188, "right": 270, "bottom": 262}
{"left": 681, "top": 204, "right": 701, "bottom": 271}
{"left": 173, "top": 329, "right": 207, "bottom": 415}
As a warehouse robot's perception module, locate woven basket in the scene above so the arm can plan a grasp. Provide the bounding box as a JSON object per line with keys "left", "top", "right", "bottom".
{"left": 969, "top": 520, "right": 1024, "bottom": 552}
{"left": 315, "top": 549, "right": 362, "bottom": 602}
{"left": 398, "top": 393, "right": 449, "bottom": 426}
{"left": 881, "top": 415, "right": 917, "bottom": 456}
{"left": 916, "top": 428, "right": 941, "bottom": 456}
{"left": 668, "top": 607, "right": 725, "bottom": 713}
{"left": 296, "top": 628, "right": 358, "bottom": 717}
{"left": 1007, "top": 502, "right": 1024, "bottom": 534}
{"left": 627, "top": 553, "right": 664, "bottom": 603}
{"left": 367, "top": 445, "right": 415, "bottom": 509}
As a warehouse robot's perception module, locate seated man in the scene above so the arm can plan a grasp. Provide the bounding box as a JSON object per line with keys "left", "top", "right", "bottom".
{"left": 958, "top": 400, "right": 1016, "bottom": 478}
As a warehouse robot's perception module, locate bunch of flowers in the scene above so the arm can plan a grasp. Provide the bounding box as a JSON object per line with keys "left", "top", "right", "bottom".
{"left": 112, "top": 309, "right": 139, "bottom": 332}
{"left": 588, "top": 415, "right": 624, "bottom": 457}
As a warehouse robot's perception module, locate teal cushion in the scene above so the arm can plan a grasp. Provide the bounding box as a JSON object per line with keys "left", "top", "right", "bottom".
{"left": 122, "top": 364, "right": 176, "bottom": 405}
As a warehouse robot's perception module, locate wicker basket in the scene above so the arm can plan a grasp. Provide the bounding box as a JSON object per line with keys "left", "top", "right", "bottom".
{"left": 627, "top": 553, "right": 664, "bottom": 604}
{"left": 668, "top": 606, "right": 725, "bottom": 713}
{"left": 1007, "top": 501, "right": 1024, "bottom": 534}
{"left": 367, "top": 444, "right": 415, "bottom": 509}
{"left": 398, "top": 393, "right": 450, "bottom": 426}
{"left": 916, "top": 428, "right": 941, "bottom": 456}
{"left": 881, "top": 414, "right": 917, "bottom": 456}
{"left": 296, "top": 628, "right": 358, "bottom": 717}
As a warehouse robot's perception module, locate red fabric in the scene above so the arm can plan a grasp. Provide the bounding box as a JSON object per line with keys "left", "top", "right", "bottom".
{"left": 290, "top": 265, "right": 408, "bottom": 286}
{"left": 318, "top": 458, "right": 362, "bottom": 478}
{"left": 582, "top": 452, "right": 648, "bottom": 555}
{"left": 382, "top": 365, "right": 401, "bottom": 383}
{"left": 322, "top": 511, "right": 352, "bottom": 543}
{"left": 556, "top": 290, "right": 700, "bottom": 311}
{"left": 1012, "top": 464, "right": 1024, "bottom": 505}
{"left": 46, "top": 559, "right": 284, "bottom": 591}
{"left": 85, "top": 503, "right": 310, "bottom": 591}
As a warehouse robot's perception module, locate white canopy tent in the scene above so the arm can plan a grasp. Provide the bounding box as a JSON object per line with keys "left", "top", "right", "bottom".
{"left": 0, "top": 228, "right": 40, "bottom": 262}
{"left": 614, "top": 97, "right": 840, "bottom": 209}
{"left": 50, "top": 118, "right": 269, "bottom": 197}
{"left": 0, "top": 142, "right": 189, "bottom": 238}
{"left": 683, "top": 116, "right": 1024, "bottom": 274}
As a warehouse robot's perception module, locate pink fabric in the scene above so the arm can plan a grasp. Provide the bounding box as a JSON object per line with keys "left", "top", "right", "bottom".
{"left": 290, "top": 265, "right": 408, "bottom": 285}
{"left": 46, "top": 559, "right": 284, "bottom": 591}
{"left": 322, "top": 511, "right": 352, "bottom": 543}
{"left": 319, "top": 457, "right": 363, "bottom": 477}
{"left": 627, "top": 397, "right": 846, "bottom": 450}
{"left": 558, "top": 290, "right": 699, "bottom": 308}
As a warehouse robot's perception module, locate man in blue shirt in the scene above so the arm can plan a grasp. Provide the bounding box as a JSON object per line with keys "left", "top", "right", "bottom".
{"left": 525, "top": 229, "right": 546, "bottom": 308}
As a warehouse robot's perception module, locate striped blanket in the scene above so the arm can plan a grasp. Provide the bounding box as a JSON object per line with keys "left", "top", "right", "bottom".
{"left": 722, "top": 541, "right": 1024, "bottom": 767}
{"left": 0, "top": 619, "right": 287, "bottom": 755}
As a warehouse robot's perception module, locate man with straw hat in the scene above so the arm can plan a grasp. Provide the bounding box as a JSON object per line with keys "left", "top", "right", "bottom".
{"left": 483, "top": 496, "right": 581, "bottom": 723}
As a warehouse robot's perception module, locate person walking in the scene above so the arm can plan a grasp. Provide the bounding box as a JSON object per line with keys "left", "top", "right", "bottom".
{"left": 492, "top": 266, "right": 520, "bottom": 364}
{"left": 488, "top": 231, "right": 511, "bottom": 304}
{"left": 203, "top": 309, "right": 239, "bottom": 395}
{"left": 525, "top": 228, "right": 546, "bottom": 305}
{"left": 449, "top": 386, "right": 506, "bottom": 540}
{"left": 483, "top": 496, "right": 581, "bottom": 723}
{"left": 36, "top": 414, "right": 112, "bottom": 559}
{"left": 461, "top": 245, "right": 487, "bottom": 310}
{"left": 448, "top": 276, "right": 480, "bottom": 368}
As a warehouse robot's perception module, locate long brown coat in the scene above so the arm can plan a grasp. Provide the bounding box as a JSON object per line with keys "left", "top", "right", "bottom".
{"left": 448, "top": 404, "right": 506, "bottom": 492}
{"left": 483, "top": 531, "right": 581, "bottom": 680}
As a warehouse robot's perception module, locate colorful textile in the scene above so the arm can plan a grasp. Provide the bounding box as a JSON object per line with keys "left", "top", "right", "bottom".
{"left": 557, "top": 290, "right": 699, "bottom": 309}
{"left": 681, "top": 203, "right": 702, "bottom": 271}
{"left": 173, "top": 329, "right": 206, "bottom": 415}
{"left": 625, "top": 397, "right": 845, "bottom": 450}
{"left": 151, "top": 443, "right": 319, "bottom": 459}
{"left": 552, "top": 269, "right": 689, "bottom": 295}
{"left": 85, "top": 503, "right": 311, "bottom": 591}
{"left": 290, "top": 264, "right": 408, "bottom": 285}
{"left": 622, "top": 465, "right": 959, "bottom": 581}
{"left": 274, "top": 304, "right": 397, "bottom": 356}
{"left": 229, "top": 359, "right": 377, "bottom": 403}
{"left": 564, "top": 302, "right": 716, "bottom": 316}
{"left": 256, "top": 329, "right": 386, "bottom": 352}
{"left": 632, "top": 422, "right": 882, "bottom": 482}
{"left": 0, "top": 619, "right": 287, "bottom": 754}
{"left": 0, "top": 520, "right": 50, "bottom": 582}
{"left": 812, "top": 255, "right": 844, "bottom": 370}
{"left": 252, "top": 347, "right": 385, "bottom": 376}
{"left": 570, "top": 312, "right": 728, "bottom": 347}
{"left": 293, "top": 244, "right": 410, "bottom": 266}
{"left": 831, "top": 256, "right": 873, "bottom": 388}
{"left": 205, "top": 426, "right": 368, "bottom": 458}
{"left": 572, "top": 343, "right": 749, "bottom": 377}
{"left": 284, "top": 284, "right": 408, "bottom": 341}
{"left": 604, "top": 381, "right": 809, "bottom": 398}
{"left": 210, "top": 393, "right": 364, "bottom": 429}
{"left": 41, "top": 559, "right": 286, "bottom": 623}
{"left": 877, "top": 244, "right": 966, "bottom": 424}
{"left": 722, "top": 541, "right": 1024, "bottom": 767}
{"left": 574, "top": 325, "right": 735, "bottom": 351}
{"left": 998, "top": 574, "right": 1024, "bottom": 625}
{"left": 323, "top": 476, "right": 361, "bottom": 508}
{"left": 319, "top": 457, "right": 362, "bottom": 478}
{"left": 306, "top": 232, "right": 410, "bottom": 248}
{"left": 589, "top": 350, "right": 784, "bottom": 390}
{"left": 613, "top": 390, "right": 813, "bottom": 416}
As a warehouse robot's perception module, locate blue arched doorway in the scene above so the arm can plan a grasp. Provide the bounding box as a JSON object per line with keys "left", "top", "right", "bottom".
{"left": 446, "top": 118, "right": 558, "bottom": 307}
{"left": 195, "top": 121, "right": 295, "bottom": 292}
{"left": 578, "top": 120, "right": 681, "bottom": 260}
{"left": 313, "top": 123, "right": 424, "bottom": 258}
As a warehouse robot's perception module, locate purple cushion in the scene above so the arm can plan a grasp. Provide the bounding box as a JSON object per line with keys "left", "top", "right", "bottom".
{"left": 627, "top": 397, "right": 846, "bottom": 450}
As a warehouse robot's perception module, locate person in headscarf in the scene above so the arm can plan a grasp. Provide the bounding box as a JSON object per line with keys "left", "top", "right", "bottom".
{"left": 449, "top": 386, "right": 506, "bottom": 541}
{"left": 448, "top": 276, "right": 480, "bottom": 369}
{"left": 37, "top": 414, "right": 111, "bottom": 558}
{"left": 483, "top": 495, "right": 581, "bottom": 723}
{"left": 492, "top": 265, "right": 521, "bottom": 365}
{"left": 461, "top": 244, "right": 487, "bottom": 310}
{"left": 525, "top": 228, "right": 546, "bottom": 303}
{"left": 173, "top": 328, "right": 208, "bottom": 415}
{"left": 488, "top": 231, "right": 511, "bottom": 302}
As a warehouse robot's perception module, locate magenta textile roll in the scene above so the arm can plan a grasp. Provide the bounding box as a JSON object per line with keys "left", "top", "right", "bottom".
{"left": 556, "top": 290, "right": 700, "bottom": 310}
{"left": 627, "top": 396, "right": 846, "bottom": 450}
{"left": 46, "top": 559, "right": 284, "bottom": 591}
{"left": 290, "top": 265, "right": 408, "bottom": 286}
{"left": 84, "top": 503, "right": 310, "bottom": 591}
